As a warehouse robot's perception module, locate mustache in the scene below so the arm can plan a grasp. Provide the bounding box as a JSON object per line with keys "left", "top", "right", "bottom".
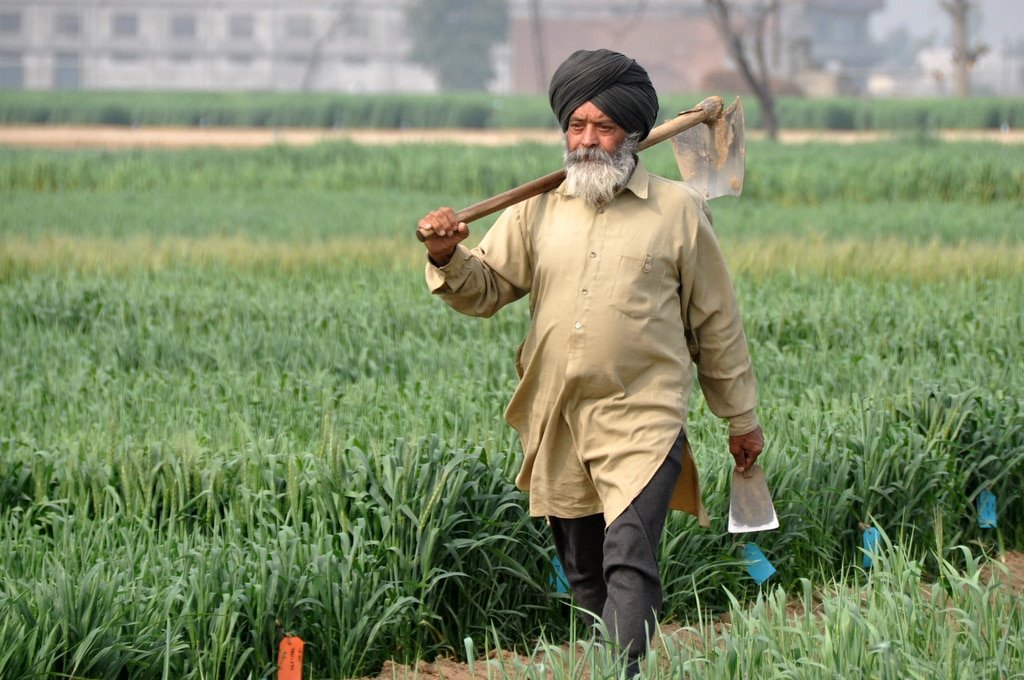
{"left": 565, "top": 146, "right": 615, "bottom": 165}
{"left": 562, "top": 132, "right": 642, "bottom": 168}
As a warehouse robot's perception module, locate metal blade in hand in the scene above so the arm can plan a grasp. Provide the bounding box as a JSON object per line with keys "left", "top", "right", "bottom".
{"left": 728, "top": 464, "right": 779, "bottom": 533}
{"left": 670, "top": 97, "right": 745, "bottom": 199}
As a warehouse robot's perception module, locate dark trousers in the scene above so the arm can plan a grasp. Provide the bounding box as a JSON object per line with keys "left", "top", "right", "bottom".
{"left": 549, "top": 430, "right": 684, "bottom": 672}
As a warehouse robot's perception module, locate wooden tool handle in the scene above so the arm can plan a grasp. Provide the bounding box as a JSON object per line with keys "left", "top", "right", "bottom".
{"left": 415, "top": 169, "right": 565, "bottom": 242}
{"left": 416, "top": 96, "right": 724, "bottom": 242}
{"left": 640, "top": 95, "right": 723, "bottom": 150}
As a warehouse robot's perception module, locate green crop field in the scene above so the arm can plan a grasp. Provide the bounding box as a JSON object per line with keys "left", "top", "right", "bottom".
{"left": 1, "top": 133, "right": 1022, "bottom": 679}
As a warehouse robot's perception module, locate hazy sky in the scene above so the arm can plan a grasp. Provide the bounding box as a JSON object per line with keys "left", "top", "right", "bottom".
{"left": 871, "top": 0, "right": 1024, "bottom": 49}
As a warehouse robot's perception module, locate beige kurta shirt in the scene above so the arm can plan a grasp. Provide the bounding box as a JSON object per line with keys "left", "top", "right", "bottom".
{"left": 426, "top": 160, "right": 758, "bottom": 526}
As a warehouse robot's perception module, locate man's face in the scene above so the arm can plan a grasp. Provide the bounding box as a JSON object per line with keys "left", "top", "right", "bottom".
{"left": 565, "top": 101, "right": 627, "bottom": 155}
{"left": 562, "top": 102, "right": 640, "bottom": 208}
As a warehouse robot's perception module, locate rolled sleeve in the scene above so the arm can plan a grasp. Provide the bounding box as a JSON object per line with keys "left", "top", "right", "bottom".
{"left": 727, "top": 409, "right": 759, "bottom": 437}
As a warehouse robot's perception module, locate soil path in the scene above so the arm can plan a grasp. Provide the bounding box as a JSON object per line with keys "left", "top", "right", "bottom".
{"left": 1, "top": 125, "right": 1023, "bottom": 149}
{"left": 0, "top": 126, "right": 561, "bottom": 149}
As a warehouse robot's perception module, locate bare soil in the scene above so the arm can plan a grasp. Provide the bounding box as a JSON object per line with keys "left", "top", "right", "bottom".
{"left": 982, "top": 549, "right": 1024, "bottom": 595}
{"left": 360, "top": 550, "right": 1024, "bottom": 680}
{"left": 1, "top": 125, "right": 1023, "bottom": 149}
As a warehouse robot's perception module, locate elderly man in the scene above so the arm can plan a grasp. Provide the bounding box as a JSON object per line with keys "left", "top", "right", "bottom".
{"left": 417, "top": 49, "right": 763, "bottom": 674}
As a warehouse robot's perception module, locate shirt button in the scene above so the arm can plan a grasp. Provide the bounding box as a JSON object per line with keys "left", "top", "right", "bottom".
{"left": 598, "top": 207, "right": 605, "bottom": 214}
{"left": 581, "top": 289, "right": 588, "bottom": 295}
{"left": 589, "top": 252, "right": 597, "bottom": 258}
{"left": 574, "top": 321, "right": 582, "bottom": 329}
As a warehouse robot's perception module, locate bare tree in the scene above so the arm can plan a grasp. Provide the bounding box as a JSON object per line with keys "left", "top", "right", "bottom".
{"left": 704, "top": 0, "right": 780, "bottom": 140}
{"left": 939, "top": 0, "right": 988, "bottom": 97}
{"left": 529, "top": 0, "right": 548, "bottom": 92}
{"left": 302, "top": 3, "right": 349, "bottom": 92}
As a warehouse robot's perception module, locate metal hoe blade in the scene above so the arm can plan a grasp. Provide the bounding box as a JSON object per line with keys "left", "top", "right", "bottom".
{"left": 728, "top": 464, "right": 779, "bottom": 533}
{"left": 671, "top": 97, "right": 746, "bottom": 199}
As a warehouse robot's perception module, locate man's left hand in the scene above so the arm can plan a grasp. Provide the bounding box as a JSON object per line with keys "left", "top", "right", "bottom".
{"left": 729, "top": 426, "right": 764, "bottom": 473}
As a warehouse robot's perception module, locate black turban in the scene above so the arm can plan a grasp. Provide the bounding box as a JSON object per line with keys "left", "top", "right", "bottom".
{"left": 548, "top": 49, "right": 659, "bottom": 140}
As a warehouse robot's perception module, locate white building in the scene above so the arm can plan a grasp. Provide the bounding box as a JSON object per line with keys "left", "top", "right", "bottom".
{"left": 0, "top": 0, "right": 437, "bottom": 92}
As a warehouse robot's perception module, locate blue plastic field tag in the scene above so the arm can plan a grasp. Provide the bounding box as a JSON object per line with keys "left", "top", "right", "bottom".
{"left": 862, "top": 526, "right": 880, "bottom": 569}
{"left": 742, "top": 543, "right": 776, "bottom": 585}
{"left": 978, "top": 490, "right": 997, "bottom": 528}
{"left": 550, "top": 555, "right": 570, "bottom": 593}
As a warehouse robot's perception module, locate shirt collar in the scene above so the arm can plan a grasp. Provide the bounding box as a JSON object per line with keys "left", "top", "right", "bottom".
{"left": 622, "top": 158, "right": 650, "bottom": 200}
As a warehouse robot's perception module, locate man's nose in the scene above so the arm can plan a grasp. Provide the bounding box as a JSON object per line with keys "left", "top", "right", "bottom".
{"left": 579, "top": 124, "right": 599, "bottom": 147}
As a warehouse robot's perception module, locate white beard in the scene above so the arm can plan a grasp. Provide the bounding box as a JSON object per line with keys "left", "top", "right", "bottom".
{"left": 563, "top": 133, "right": 641, "bottom": 208}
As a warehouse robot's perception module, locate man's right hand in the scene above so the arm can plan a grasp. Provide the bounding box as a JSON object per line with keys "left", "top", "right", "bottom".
{"left": 418, "top": 207, "right": 470, "bottom": 266}
{"left": 729, "top": 425, "right": 764, "bottom": 474}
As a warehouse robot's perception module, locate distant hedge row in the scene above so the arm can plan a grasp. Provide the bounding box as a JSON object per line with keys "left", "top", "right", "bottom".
{"left": 1, "top": 89, "right": 1022, "bottom": 130}
{"left": 770, "top": 96, "right": 1023, "bottom": 131}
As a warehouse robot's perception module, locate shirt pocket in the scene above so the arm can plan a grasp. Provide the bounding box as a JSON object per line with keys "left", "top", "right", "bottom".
{"left": 608, "top": 254, "right": 667, "bottom": 318}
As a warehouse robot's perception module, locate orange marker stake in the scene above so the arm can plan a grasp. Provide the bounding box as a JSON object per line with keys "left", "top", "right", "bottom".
{"left": 277, "top": 635, "right": 304, "bottom": 680}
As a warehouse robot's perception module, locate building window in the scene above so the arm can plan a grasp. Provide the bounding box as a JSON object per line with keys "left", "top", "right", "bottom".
{"left": 55, "top": 13, "right": 81, "bottom": 36}
{"left": 0, "top": 12, "right": 22, "bottom": 35}
{"left": 171, "top": 14, "right": 196, "bottom": 39}
{"left": 54, "top": 51, "right": 81, "bottom": 89}
{"left": 229, "top": 14, "right": 254, "bottom": 39}
{"left": 113, "top": 13, "right": 138, "bottom": 37}
{"left": 111, "top": 51, "right": 140, "bottom": 63}
{"left": 0, "top": 50, "right": 23, "bottom": 87}
{"left": 341, "top": 7, "right": 370, "bottom": 37}
{"left": 285, "top": 14, "right": 312, "bottom": 39}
